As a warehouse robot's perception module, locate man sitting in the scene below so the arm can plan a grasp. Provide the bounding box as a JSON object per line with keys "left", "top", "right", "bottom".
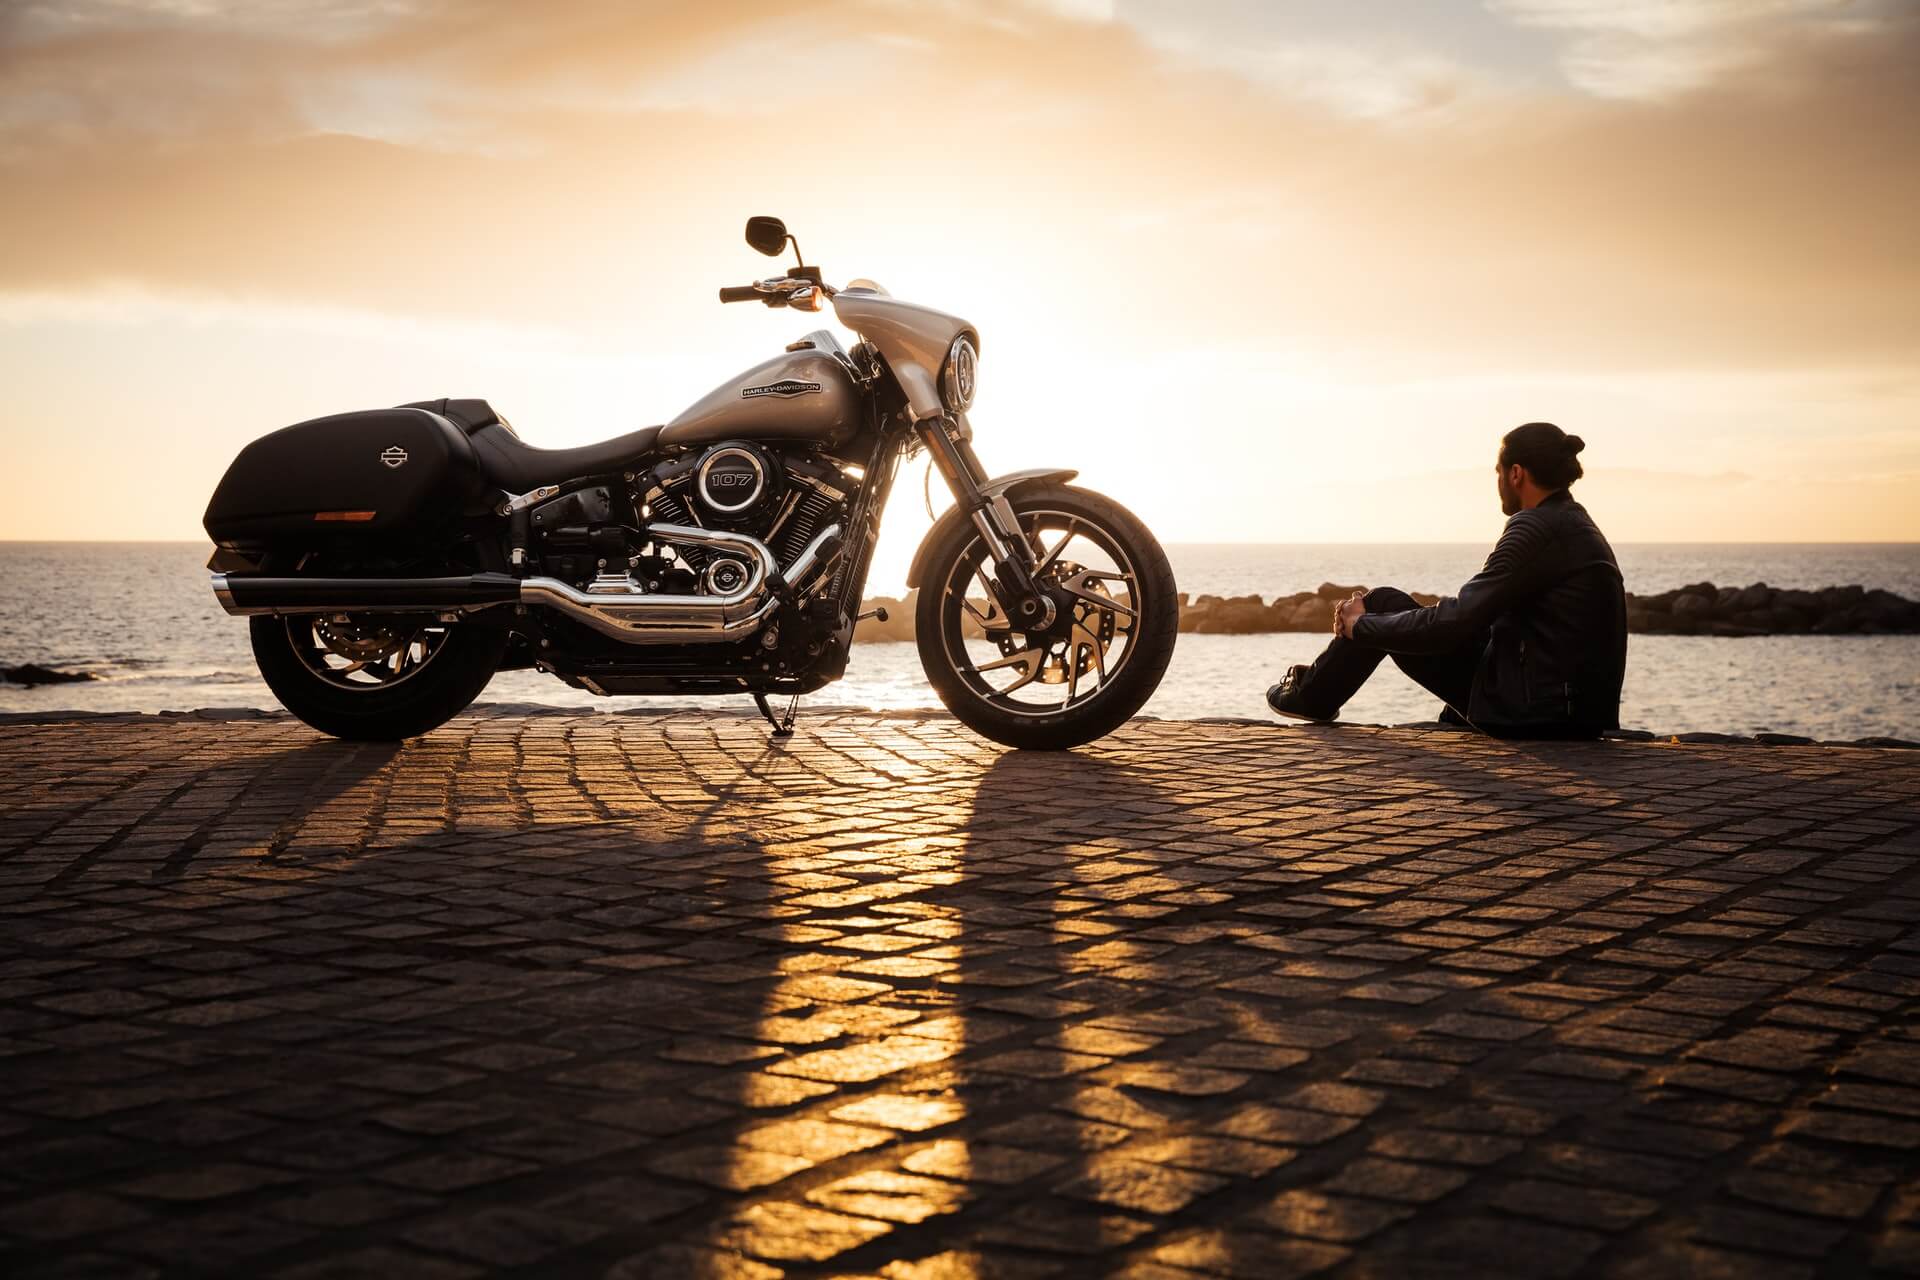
{"left": 1268, "top": 422, "right": 1627, "bottom": 739}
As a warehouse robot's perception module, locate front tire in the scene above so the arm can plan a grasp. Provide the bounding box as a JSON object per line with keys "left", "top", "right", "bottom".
{"left": 251, "top": 615, "right": 507, "bottom": 741}
{"left": 915, "top": 484, "right": 1177, "bottom": 749}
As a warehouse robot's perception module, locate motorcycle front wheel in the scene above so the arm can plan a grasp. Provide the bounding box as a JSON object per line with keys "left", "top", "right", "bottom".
{"left": 250, "top": 613, "right": 507, "bottom": 741}
{"left": 914, "top": 483, "right": 1178, "bottom": 750}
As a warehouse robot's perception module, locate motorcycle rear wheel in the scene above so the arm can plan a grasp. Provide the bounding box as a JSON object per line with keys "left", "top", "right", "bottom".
{"left": 915, "top": 483, "right": 1177, "bottom": 750}
{"left": 251, "top": 614, "right": 507, "bottom": 741}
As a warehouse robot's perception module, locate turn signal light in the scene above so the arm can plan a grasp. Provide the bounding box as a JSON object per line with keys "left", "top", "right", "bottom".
{"left": 313, "top": 511, "right": 377, "bottom": 522}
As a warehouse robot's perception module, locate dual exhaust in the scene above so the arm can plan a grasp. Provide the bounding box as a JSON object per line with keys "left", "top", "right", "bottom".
{"left": 212, "top": 522, "right": 843, "bottom": 645}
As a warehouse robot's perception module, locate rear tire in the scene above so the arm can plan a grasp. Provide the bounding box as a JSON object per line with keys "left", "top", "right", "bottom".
{"left": 251, "top": 615, "right": 507, "bottom": 741}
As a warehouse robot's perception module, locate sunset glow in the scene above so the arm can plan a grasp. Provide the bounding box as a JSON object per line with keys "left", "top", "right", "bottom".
{"left": 2, "top": 0, "right": 1915, "bottom": 566}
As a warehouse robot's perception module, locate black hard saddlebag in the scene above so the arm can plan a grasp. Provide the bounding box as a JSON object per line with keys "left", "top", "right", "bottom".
{"left": 204, "top": 408, "right": 489, "bottom": 546}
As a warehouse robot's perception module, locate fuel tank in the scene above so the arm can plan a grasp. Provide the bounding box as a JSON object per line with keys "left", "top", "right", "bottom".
{"left": 660, "top": 347, "right": 862, "bottom": 450}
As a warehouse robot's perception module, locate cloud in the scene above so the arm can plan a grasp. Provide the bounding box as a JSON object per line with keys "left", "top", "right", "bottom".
{"left": 1602, "top": 465, "right": 1752, "bottom": 486}
{"left": 1485, "top": 0, "right": 1848, "bottom": 42}
{"left": 1485, "top": 0, "right": 1869, "bottom": 97}
{"left": 1014, "top": 0, "right": 1116, "bottom": 21}
{"left": 0, "top": 0, "right": 1914, "bottom": 377}
{"left": 0, "top": 284, "right": 585, "bottom": 351}
{"left": 1132, "top": 27, "right": 1479, "bottom": 119}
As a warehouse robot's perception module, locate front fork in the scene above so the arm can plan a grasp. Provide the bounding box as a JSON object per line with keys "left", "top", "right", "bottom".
{"left": 916, "top": 415, "right": 1058, "bottom": 631}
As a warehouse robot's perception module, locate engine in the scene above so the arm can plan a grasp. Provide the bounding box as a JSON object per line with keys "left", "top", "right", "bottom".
{"left": 639, "top": 442, "right": 855, "bottom": 594}
{"left": 520, "top": 441, "right": 856, "bottom": 602}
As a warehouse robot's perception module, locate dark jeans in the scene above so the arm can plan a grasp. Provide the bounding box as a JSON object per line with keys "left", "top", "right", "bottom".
{"left": 1291, "top": 587, "right": 1483, "bottom": 725}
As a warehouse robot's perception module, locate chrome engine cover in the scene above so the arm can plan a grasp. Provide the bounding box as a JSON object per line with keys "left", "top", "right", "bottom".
{"left": 695, "top": 443, "right": 776, "bottom": 519}
{"left": 643, "top": 446, "right": 856, "bottom": 587}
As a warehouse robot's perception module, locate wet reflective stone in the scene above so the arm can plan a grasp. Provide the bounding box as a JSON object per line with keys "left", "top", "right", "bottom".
{"left": 767, "top": 1036, "right": 958, "bottom": 1084}
{"left": 646, "top": 1145, "right": 812, "bottom": 1191}
{"left": 830, "top": 1093, "right": 967, "bottom": 1133}
{"left": 1121, "top": 1134, "right": 1297, "bottom": 1178}
{"left": 1149, "top": 1229, "right": 1349, "bottom": 1279}
{"left": 1056, "top": 1157, "right": 1230, "bottom": 1215}
{"left": 904, "top": 1139, "right": 1069, "bottom": 1185}
{"left": 739, "top": 1117, "right": 893, "bottom": 1161}
{"left": 704, "top": 1199, "right": 894, "bottom": 1262}
{"left": 806, "top": 1169, "right": 975, "bottom": 1223}
{"left": 1254, "top": 1188, "right": 1417, "bottom": 1242}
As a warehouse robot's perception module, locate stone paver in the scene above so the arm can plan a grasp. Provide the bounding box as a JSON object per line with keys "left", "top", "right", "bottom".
{"left": 1, "top": 708, "right": 1918, "bottom": 1278}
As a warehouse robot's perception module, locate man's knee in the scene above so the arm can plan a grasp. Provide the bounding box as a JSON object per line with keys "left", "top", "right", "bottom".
{"left": 1364, "top": 586, "right": 1418, "bottom": 613}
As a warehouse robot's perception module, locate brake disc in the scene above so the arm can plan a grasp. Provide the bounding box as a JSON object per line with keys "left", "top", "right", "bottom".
{"left": 314, "top": 615, "right": 408, "bottom": 662}
{"left": 991, "top": 560, "right": 1117, "bottom": 684}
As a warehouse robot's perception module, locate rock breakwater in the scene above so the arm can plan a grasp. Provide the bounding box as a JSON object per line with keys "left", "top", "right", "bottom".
{"left": 1626, "top": 582, "right": 1920, "bottom": 636}
{"left": 852, "top": 581, "right": 1920, "bottom": 642}
{"left": 0, "top": 663, "right": 97, "bottom": 686}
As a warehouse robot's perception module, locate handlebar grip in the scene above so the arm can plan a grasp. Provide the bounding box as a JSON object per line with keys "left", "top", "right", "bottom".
{"left": 718, "top": 286, "right": 761, "bottom": 303}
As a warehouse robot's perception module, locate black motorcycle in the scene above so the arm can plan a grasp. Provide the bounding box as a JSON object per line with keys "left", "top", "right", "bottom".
{"left": 203, "top": 218, "right": 1178, "bottom": 749}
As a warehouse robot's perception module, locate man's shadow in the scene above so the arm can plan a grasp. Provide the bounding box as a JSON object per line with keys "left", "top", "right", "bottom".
{"left": 846, "top": 744, "right": 1222, "bottom": 1254}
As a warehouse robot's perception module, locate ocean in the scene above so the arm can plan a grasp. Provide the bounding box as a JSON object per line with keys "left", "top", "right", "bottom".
{"left": 3, "top": 542, "right": 1917, "bottom": 740}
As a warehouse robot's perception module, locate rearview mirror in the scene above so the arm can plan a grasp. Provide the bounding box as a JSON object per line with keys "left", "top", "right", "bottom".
{"left": 746, "top": 216, "right": 789, "bottom": 257}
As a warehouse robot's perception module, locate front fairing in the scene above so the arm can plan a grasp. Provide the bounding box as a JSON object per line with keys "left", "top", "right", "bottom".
{"left": 829, "top": 288, "right": 976, "bottom": 424}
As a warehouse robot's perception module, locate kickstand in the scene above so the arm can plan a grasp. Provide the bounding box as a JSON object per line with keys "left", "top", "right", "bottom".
{"left": 753, "top": 692, "right": 799, "bottom": 738}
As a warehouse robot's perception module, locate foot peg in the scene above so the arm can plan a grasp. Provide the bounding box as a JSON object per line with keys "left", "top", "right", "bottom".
{"left": 753, "top": 692, "right": 799, "bottom": 737}
{"left": 856, "top": 606, "right": 889, "bottom": 623}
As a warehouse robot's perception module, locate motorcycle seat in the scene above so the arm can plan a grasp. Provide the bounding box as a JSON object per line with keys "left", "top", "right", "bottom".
{"left": 400, "top": 398, "right": 662, "bottom": 491}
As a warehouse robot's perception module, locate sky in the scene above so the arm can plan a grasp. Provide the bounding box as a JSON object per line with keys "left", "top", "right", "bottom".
{"left": 2, "top": 0, "right": 1917, "bottom": 584}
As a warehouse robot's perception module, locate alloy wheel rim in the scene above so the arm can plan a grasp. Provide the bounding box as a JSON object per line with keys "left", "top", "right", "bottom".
{"left": 936, "top": 507, "right": 1143, "bottom": 718}
{"left": 287, "top": 615, "right": 450, "bottom": 692}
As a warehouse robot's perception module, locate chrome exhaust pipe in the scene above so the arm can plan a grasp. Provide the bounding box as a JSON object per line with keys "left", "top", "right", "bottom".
{"left": 209, "top": 522, "right": 844, "bottom": 647}
{"left": 212, "top": 573, "right": 522, "bottom": 615}
{"left": 520, "top": 523, "right": 842, "bottom": 644}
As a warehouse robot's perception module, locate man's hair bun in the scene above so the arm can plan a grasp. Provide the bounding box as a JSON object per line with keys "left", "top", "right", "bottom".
{"left": 1499, "top": 421, "right": 1586, "bottom": 489}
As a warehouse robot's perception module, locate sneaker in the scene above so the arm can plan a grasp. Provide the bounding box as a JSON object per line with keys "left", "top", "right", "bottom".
{"left": 1266, "top": 665, "right": 1335, "bottom": 723}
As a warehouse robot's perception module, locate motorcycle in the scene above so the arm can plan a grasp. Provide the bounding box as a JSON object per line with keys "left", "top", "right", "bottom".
{"left": 203, "top": 217, "right": 1178, "bottom": 749}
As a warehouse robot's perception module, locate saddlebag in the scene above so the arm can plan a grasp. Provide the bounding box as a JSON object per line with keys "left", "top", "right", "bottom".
{"left": 204, "top": 408, "right": 490, "bottom": 547}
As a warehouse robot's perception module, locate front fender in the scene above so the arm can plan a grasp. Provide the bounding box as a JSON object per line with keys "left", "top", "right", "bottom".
{"left": 904, "top": 468, "right": 1079, "bottom": 589}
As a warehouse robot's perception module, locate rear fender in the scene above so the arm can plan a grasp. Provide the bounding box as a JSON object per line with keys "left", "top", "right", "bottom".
{"left": 905, "top": 468, "right": 1078, "bottom": 589}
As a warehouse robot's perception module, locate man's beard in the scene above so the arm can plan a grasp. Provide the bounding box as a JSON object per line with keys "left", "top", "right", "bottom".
{"left": 1498, "top": 482, "right": 1519, "bottom": 516}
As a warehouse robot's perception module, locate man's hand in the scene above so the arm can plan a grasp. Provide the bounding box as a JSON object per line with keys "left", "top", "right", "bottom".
{"left": 1335, "top": 590, "right": 1367, "bottom": 640}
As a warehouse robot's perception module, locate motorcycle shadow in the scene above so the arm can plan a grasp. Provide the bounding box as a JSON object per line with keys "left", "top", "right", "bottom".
{"left": 145, "top": 736, "right": 403, "bottom": 882}
{"left": 66, "top": 723, "right": 1209, "bottom": 1271}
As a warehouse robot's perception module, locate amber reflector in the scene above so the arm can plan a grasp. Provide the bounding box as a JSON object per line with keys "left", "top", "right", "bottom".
{"left": 313, "top": 510, "right": 377, "bottom": 522}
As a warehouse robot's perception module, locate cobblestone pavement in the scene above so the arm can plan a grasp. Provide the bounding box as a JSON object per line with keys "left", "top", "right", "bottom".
{"left": 2, "top": 711, "right": 1919, "bottom": 1279}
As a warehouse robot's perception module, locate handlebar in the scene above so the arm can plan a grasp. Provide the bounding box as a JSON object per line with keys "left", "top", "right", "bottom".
{"left": 719, "top": 276, "right": 835, "bottom": 308}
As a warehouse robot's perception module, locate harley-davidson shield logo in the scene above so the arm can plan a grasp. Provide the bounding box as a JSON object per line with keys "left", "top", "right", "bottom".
{"left": 742, "top": 380, "right": 822, "bottom": 399}
{"left": 380, "top": 446, "right": 409, "bottom": 468}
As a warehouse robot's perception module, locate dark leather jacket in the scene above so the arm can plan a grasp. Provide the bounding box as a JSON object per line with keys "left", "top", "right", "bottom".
{"left": 1352, "top": 491, "right": 1627, "bottom": 734}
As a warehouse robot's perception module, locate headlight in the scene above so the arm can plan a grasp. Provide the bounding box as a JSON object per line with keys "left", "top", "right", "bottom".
{"left": 942, "top": 335, "right": 978, "bottom": 413}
